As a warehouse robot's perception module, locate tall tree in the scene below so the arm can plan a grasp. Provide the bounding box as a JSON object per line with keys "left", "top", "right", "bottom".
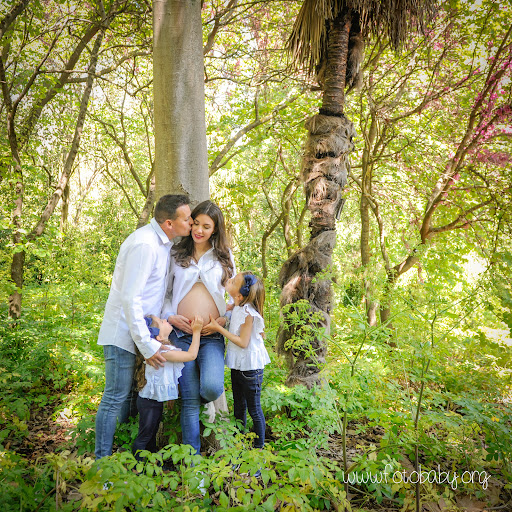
{"left": 1, "top": 0, "right": 104, "bottom": 318}
{"left": 153, "top": 0, "right": 209, "bottom": 203}
{"left": 278, "top": 0, "right": 436, "bottom": 387}
{"left": 0, "top": 0, "right": 150, "bottom": 318}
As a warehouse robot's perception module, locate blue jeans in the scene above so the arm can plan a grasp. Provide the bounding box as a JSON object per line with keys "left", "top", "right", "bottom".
{"left": 95, "top": 345, "right": 136, "bottom": 459}
{"left": 171, "top": 329, "right": 225, "bottom": 454}
{"left": 231, "top": 369, "right": 265, "bottom": 448}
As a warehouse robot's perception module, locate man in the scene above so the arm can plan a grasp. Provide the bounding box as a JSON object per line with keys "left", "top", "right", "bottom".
{"left": 95, "top": 194, "right": 192, "bottom": 459}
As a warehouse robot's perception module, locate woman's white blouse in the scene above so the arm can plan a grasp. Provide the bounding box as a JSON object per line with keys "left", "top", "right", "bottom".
{"left": 225, "top": 304, "right": 270, "bottom": 371}
{"left": 138, "top": 345, "right": 184, "bottom": 402}
{"left": 161, "top": 247, "right": 236, "bottom": 319}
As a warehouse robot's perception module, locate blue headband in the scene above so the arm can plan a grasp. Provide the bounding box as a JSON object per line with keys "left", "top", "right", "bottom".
{"left": 144, "top": 316, "right": 160, "bottom": 339}
{"left": 240, "top": 274, "right": 257, "bottom": 297}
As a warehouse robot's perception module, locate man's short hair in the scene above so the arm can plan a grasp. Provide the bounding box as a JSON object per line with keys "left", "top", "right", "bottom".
{"left": 154, "top": 194, "right": 190, "bottom": 223}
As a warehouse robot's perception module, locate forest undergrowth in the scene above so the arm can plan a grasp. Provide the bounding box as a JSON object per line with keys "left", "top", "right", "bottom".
{"left": 1, "top": 272, "right": 511, "bottom": 512}
{"left": 1, "top": 0, "right": 512, "bottom": 509}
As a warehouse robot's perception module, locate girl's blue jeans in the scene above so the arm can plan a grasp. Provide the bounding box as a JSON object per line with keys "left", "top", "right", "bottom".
{"left": 95, "top": 345, "right": 136, "bottom": 459}
{"left": 231, "top": 368, "right": 265, "bottom": 448}
{"left": 171, "top": 328, "right": 225, "bottom": 454}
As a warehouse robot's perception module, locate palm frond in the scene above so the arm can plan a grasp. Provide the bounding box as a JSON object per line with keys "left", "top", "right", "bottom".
{"left": 354, "top": 0, "right": 437, "bottom": 49}
{"left": 287, "top": 0, "right": 345, "bottom": 75}
{"left": 287, "top": 0, "right": 437, "bottom": 75}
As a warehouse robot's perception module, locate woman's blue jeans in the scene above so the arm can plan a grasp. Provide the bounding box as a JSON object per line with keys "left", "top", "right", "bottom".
{"left": 171, "top": 329, "right": 225, "bottom": 454}
{"left": 231, "top": 369, "right": 265, "bottom": 448}
{"left": 95, "top": 345, "right": 136, "bottom": 459}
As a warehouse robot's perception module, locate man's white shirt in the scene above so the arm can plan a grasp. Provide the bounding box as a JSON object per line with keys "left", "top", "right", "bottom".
{"left": 97, "top": 218, "right": 172, "bottom": 358}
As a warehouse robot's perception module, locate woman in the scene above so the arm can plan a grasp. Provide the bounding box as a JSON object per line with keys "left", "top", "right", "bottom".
{"left": 162, "top": 200, "right": 235, "bottom": 454}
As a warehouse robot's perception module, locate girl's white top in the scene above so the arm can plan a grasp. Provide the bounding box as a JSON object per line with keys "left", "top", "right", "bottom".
{"left": 138, "top": 345, "right": 184, "bottom": 402}
{"left": 225, "top": 304, "right": 270, "bottom": 371}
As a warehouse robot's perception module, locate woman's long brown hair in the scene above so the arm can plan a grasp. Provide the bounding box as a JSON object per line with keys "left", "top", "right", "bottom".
{"left": 172, "top": 200, "right": 234, "bottom": 285}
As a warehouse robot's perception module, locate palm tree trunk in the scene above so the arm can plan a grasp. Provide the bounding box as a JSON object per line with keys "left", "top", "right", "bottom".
{"left": 321, "top": 13, "right": 351, "bottom": 116}
{"left": 278, "top": 12, "right": 355, "bottom": 387}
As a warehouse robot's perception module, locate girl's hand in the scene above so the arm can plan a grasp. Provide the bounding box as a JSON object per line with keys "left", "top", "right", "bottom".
{"left": 168, "top": 314, "right": 192, "bottom": 334}
{"left": 191, "top": 315, "right": 203, "bottom": 333}
{"left": 202, "top": 314, "right": 221, "bottom": 335}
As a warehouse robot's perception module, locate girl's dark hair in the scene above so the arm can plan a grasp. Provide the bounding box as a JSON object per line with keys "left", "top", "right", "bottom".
{"left": 239, "top": 272, "right": 265, "bottom": 316}
{"left": 172, "top": 200, "right": 234, "bottom": 285}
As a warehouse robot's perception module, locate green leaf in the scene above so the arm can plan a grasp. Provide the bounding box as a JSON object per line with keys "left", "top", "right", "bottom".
{"left": 219, "top": 491, "right": 229, "bottom": 508}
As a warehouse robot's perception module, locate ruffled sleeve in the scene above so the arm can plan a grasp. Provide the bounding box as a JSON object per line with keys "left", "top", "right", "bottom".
{"left": 138, "top": 346, "right": 184, "bottom": 401}
{"left": 225, "top": 305, "right": 270, "bottom": 371}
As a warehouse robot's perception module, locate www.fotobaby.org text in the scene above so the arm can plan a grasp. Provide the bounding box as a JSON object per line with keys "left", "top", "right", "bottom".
{"left": 339, "top": 464, "right": 491, "bottom": 490}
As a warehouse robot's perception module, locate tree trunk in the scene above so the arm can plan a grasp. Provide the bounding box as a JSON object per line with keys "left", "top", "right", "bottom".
{"left": 9, "top": 250, "right": 25, "bottom": 320}
{"left": 6, "top": 30, "right": 104, "bottom": 317}
{"left": 320, "top": 13, "right": 351, "bottom": 116}
{"left": 153, "top": 0, "right": 209, "bottom": 203}
{"left": 360, "top": 113, "right": 378, "bottom": 325}
{"left": 278, "top": 13, "right": 355, "bottom": 388}
{"left": 1, "top": 50, "right": 25, "bottom": 319}
{"left": 7, "top": 149, "right": 24, "bottom": 319}
{"left": 60, "top": 180, "right": 70, "bottom": 232}
{"left": 153, "top": 0, "right": 227, "bottom": 438}
{"left": 136, "top": 175, "right": 156, "bottom": 228}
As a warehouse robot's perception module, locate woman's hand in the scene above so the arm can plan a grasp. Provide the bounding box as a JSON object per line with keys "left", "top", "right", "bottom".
{"left": 168, "top": 314, "right": 192, "bottom": 334}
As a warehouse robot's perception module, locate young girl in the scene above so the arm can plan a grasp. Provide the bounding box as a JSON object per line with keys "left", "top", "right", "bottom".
{"left": 209, "top": 272, "right": 270, "bottom": 449}
{"left": 132, "top": 314, "right": 203, "bottom": 460}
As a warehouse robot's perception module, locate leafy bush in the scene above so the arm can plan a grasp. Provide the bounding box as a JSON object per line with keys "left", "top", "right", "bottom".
{"left": 261, "top": 384, "right": 338, "bottom": 451}
{"left": 0, "top": 450, "right": 55, "bottom": 512}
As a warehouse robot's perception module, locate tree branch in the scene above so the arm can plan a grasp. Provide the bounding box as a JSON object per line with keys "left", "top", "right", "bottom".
{"left": 103, "top": 162, "right": 139, "bottom": 218}
{"left": 28, "top": 30, "right": 105, "bottom": 240}
{"left": 203, "top": 0, "right": 238, "bottom": 55}
{"left": 429, "top": 200, "right": 493, "bottom": 235}
{"left": 0, "top": 0, "right": 30, "bottom": 41}
{"left": 47, "top": 49, "right": 151, "bottom": 83}
{"left": 209, "top": 90, "right": 304, "bottom": 176}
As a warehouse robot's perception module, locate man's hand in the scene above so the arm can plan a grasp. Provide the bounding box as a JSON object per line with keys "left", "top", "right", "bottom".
{"left": 168, "top": 314, "right": 192, "bottom": 334}
{"left": 145, "top": 350, "right": 167, "bottom": 369}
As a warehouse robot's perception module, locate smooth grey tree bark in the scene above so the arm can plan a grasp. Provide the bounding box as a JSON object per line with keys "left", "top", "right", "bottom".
{"left": 153, "top": 0, "right": 227, "bottom": 437}
{"left": 153, "top": 0, "right": 209, "bottom": 203}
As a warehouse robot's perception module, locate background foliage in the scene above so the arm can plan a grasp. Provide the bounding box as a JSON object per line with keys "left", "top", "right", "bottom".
{"left": 0, "top": 0, "right": 511, "bottom": 510}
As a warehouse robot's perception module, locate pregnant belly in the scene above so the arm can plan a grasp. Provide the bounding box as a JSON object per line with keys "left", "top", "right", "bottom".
{"left": 177, "top": 282, "right": 220, "bottom": 325}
